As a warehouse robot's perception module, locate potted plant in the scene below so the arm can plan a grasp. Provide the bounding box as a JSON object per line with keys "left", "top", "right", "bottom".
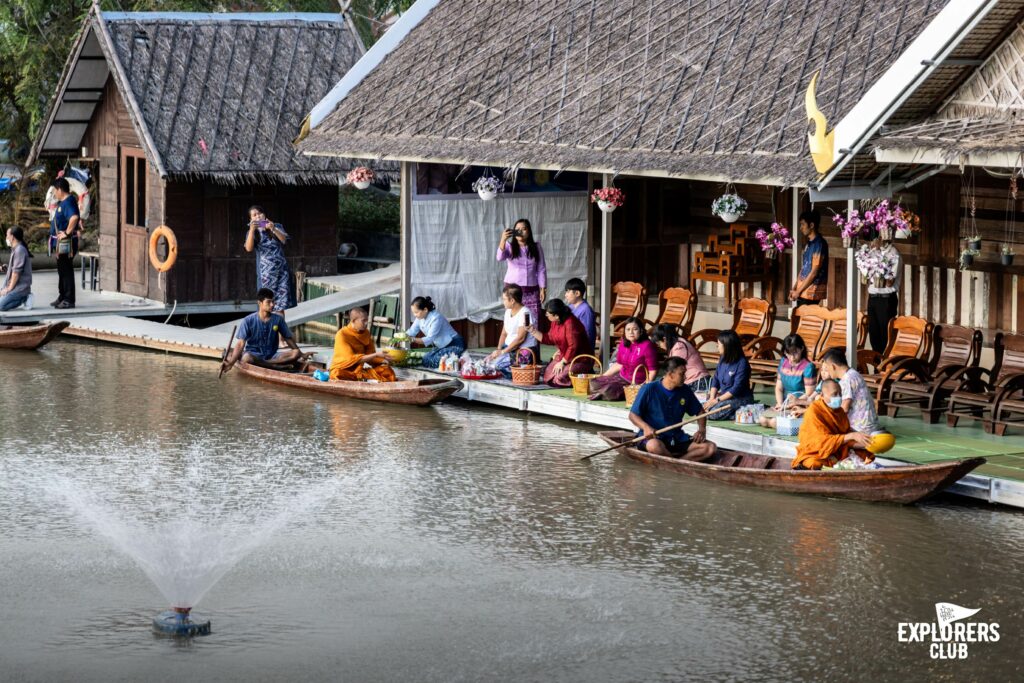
{"left": 959, "top": 248, "right": 975, "bottom": 270}
{"left": 834, "top": 210, "right": 866, "bottom": 249}
{"left": 346, "top": 166, "right": 375, "bottom": 190}
{"left": 966, "top": 234, "right": 982, "bottom": 250}
{"left": 894, "top": 207, "right": 920, "bottom": 239}
{"left": 711, "top": 193, "right": 748, "bottom": 223}
{"left": 753, "top": 222, "right": 793, "bottom": 259}
{"left": 472, "top": 175, "right": 503, "bottom": 200}
{"left": 591, "top": 187, "right": 626, "bottom": 213}
{"left": 1002, "top": 245, "right": 1015, "bottom": 266}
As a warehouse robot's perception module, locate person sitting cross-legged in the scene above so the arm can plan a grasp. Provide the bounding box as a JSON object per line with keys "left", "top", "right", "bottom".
{"left": 628, "top": 356, "right": 718, "bottom": 461}
{"left": 329, "top": 307, "right": 398, "bottom": 382}
{"left": 222, "top": 288, "right": 305, "bottom": 373}
{"left": 792, "top": 379, "right": 873, "bottom": 470}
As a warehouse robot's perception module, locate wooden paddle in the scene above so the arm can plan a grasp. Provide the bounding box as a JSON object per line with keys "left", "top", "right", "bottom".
{"left": 578, "top": 404, "right": 730, "bottom": 461}
{"left": 217, "top": 325, "right": 237, "bottom": 379}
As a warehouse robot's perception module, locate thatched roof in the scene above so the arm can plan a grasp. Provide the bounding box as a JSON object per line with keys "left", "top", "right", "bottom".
{"left": 298, "top": 0, "right": 949, "bottom": 186}
{"left": 873, "top": 20, "right": 1024, "bottom": 164}
{"left": 31, "top": 8, "right": 379, "bottom": 185}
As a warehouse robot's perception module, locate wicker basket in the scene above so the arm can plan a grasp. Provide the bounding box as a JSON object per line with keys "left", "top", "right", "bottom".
{"left": 510, "top": 347, "right": 540, "bottom": 386}
{"left": 623, "top": 365, "right": 650, "bottom": 408}
{"left": 568, "top": 354, "right": 602, "bottom": 395}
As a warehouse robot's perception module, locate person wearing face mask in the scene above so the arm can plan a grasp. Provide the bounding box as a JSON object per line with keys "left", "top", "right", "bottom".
{"left": 817, "top": 347, "right": 880, "bottom": 435}
{"left": 1, "top": 227, "right": 33, "bottom": 311}
{"left": 792, "top": 379, "right": 873, "bottom": 470}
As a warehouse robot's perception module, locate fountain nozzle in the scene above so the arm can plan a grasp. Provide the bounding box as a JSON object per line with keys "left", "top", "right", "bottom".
{"left": 153, "top": 606, "right": 211, "bottom": 636}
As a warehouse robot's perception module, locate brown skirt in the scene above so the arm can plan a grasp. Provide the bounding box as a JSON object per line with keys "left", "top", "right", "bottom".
{"left": 588, "top": 373, "right": 630, "bottom": 401}
{"left": 543, "top": 356, "right": 595, "bottom": 388}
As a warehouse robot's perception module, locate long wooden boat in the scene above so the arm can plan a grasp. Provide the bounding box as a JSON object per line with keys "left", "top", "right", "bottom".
{"left": 597, "top": 431, "right": 984, "bottom": 504}
{"left": 235, "top": 361, "right": 462, "bottom": 406}
{"left": 0, "top": 321, "right": 70, "bottom": 350}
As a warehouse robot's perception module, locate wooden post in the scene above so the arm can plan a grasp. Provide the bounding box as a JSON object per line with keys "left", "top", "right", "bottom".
{"left": 790, "top": 187, "right": 800, "bottom": 309}
{"left": 846, "top": 199, "right": 858, "bottom": 365}
{"left": 600, "top": 173, "right": 612, "bottom": 367}
{"left": 399, "top": 161, "right": 413, "bottom": 329}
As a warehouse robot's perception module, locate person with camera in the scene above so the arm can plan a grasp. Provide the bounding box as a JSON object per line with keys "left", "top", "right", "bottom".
{"left": 497, "top": 218, "right": 547, "bottom": 330}
{"left": 244, "top": 205, "right": 295, "bottom": 315}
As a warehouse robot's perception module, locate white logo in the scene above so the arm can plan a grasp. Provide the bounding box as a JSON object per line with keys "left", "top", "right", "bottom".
{"left": 898, "top": 602, "right": 999, "bottom": 660}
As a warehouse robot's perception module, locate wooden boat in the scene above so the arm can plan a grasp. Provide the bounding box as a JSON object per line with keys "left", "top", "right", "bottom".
{"left": 597, "top": 431, "right": 984, "bottom": 504}
{"left": 0, "top": 321, "right": 70, "bottom": 350}
{"left": 235, "top": 361, "right": 462, "bottom": 406}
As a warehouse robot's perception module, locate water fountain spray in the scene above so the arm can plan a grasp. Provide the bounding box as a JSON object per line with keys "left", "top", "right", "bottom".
{"left": 153, "top": 606, "right": 211, "bottom": 637}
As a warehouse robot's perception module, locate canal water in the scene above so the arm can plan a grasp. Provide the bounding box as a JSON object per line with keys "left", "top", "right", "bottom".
{"left": 0, "top": 342, "right": 1020, "bottom": 682}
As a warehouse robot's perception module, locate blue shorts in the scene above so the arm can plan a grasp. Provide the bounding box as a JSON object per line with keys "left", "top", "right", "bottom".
{"left": 636, "top": 435, "right": 692, "bottom": 455}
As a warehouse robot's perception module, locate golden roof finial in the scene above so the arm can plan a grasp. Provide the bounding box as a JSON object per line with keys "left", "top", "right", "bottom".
{"left": 806, "top": 71, "right": 835, "bottom": 174}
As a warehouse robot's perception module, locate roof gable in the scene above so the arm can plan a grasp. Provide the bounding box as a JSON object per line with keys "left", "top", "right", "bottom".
{"left": 32, "top": 10, "right": 367, "bottom": 185}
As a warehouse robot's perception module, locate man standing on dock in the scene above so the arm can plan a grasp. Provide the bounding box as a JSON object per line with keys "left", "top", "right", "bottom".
{"left": 49, "top": 178, "right": 80, "bottom": 309}
{"left": 222, "top": 288, "right": 305, "bottom": 372}
{"left": 629, "top": 357, "right": 717, "bottom": 460}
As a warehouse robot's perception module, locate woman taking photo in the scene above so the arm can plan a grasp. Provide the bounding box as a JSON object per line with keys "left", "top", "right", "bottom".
{"left": 528, "top": 298, "right": 594, "bottom": 387}
{"left": 703, "top": 329, "right": 754, "bottom": 420}
{"left": 588, "top": 317, "right": 658, "bottom": 401}
{"left": 649, "top": 324, "right": 710, "bottom": 393}
{"left": 406, "top": 296, "right": 466, "bottom": 369}
{"left": 486, "top": 284, "right": 539, "bottom": 378}
{"left": 496, "top": 218, "right": 547, "bottom": 329}
{"left": 245, "top": 205, "right": 295, "bottom": 315}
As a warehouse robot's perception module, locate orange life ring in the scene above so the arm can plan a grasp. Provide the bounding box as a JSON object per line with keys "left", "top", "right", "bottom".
{"left": 149, "top": 225, "right": 178, "bottom": 272}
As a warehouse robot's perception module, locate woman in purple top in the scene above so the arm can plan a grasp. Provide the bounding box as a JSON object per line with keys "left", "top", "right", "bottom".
{"left": 588, "top": 317, "right": 658, "bottom": 401}
{"left": 497, "top": 218, "right": 547, "bottom": 330}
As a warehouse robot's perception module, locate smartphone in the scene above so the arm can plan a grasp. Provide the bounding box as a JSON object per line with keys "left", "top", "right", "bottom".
{"left": 524, "top": 311, "right": 531, "bottom": 327}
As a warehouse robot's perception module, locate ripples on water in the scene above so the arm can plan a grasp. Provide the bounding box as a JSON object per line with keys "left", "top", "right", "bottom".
{"left": 0, "top": 343, "right": 1021, "bottom": 682}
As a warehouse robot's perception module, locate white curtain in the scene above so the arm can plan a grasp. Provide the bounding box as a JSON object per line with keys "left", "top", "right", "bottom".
{"left": 410, "top": 194, "right": 589, "bottom": 323}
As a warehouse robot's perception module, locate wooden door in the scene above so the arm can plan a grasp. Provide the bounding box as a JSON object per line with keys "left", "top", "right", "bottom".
{"left": 120, "top": 147, "right": 149, "bottom": 297}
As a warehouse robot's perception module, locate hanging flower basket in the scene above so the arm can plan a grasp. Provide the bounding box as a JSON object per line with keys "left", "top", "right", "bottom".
{"left": 877, "top": 226, "right": 893, "bottom": 241}
{"left": 967, "top": 236, "right": 982, "bottom": 251}
{"left": 711, "top": 193, "right": 747, "bottom": 223}
{"left": 834, "top": 209, "right": 868, "bottom": 249}
{"left": 1002, "top": 247, "right": 1015, "bottom": 266}
{"left": 591, "top": 187, "right": 626, "bottom": 212}
{"left": 959, "top": 250, "right": 975, "bottom": 271}
{"left": 894, "top": 226, "right": 912, "bottom": 239}
{"left": 753, "top": 223, "right": 792, "bottom": 260}
{"left": 842, "top": 236, "right": 855, "bottom": 249}
{"left": 472, "top": 175, "right": 503, "bottom": 200}
{"left": 346, "top": 166, "right": 375, "bottom": 190}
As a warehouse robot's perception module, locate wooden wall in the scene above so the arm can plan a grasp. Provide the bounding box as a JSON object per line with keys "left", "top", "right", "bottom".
{"left": 163, "top": 182, "right": 338, "bottom": 303}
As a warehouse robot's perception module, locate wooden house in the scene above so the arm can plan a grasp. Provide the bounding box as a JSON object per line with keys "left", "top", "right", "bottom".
{"left": 28, "top": 7, "right": 368, "bottom": 304}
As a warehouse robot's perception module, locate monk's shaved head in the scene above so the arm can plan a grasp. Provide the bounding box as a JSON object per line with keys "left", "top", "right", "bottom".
{"left": 820, "top": 379, "right": 840, "bottom": 396}
{"left": 349, "top": 307, "right": 368, "bottom": 321}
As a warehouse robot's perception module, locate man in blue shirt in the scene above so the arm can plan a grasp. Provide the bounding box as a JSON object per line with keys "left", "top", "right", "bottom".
{"left": 49, "top": 178, "right": 80, "bottom": 309}
{"left": 629, "top": 357, "right": 717, "bottom": 460}
{"left": 788, "top": 209, "right": 828, "bottom": 307}
{"left": 564, "top": 277, "right": 596, "bottom": 347}
{"left": 222, "top": 288, "right": 306, "bottom": 372}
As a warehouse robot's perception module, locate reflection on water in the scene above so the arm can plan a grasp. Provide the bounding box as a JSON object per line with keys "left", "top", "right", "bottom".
{"left": 0, "top": 342, "right": 1022, "bottom": 682}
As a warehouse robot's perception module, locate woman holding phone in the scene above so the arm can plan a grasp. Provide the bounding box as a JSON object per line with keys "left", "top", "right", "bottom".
{"left": 496, "top": 218, "right": 547, "bottom": 330}
{"left": 244, "top": 205, "right": 295, "bottom": 315}
{"left": 486, "top": 284, "right": 538, "bottom": 378}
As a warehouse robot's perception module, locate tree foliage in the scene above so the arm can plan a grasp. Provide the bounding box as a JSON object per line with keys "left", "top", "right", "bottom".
{"left": 0, "top": 0, "right": 412, "bottom": 162}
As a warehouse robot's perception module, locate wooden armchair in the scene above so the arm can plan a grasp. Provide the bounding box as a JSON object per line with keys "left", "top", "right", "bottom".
{"left": 881, "top": 325, "right": 983, "bottom": 423}
{"left": 859, "top": 316, "right": 932, "bottom": 412}
{"left": 815, "top": 308, "right": 868, "bottom": 362}
{"left": 607, "top": 281, "right": 647, "bottom": 338}
{"left": 746, "top": 304, "right": 831, "bottom": 389}
{"left": 948, "top": 333, "right": 1024, "bottom": 434}
{"left": 636, "top": 287, "right": 697, "bottom": 337}
{"left": 689, "top": 297, "right": 776, "bottom": 364}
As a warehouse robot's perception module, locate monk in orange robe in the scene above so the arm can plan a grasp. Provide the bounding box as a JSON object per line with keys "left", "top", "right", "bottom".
{"left": 329, "top": 307, "right": 397, "bottom": 382}
{"left": 792, "top": 380, "right": 872, "bottom": 470}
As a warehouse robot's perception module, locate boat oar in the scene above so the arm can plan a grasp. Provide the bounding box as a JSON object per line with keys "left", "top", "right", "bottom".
{"left": 578, "top": 404, "right": 730, "bottom": 461}
{"left": 217, "top": 325, "right": 237, "bottom": 379}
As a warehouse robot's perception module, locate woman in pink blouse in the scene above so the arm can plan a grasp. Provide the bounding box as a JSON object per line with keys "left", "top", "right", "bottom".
{"left": 588, "top": 317, "right": 658, "bottom": 401}
{"left": 497, "top": 218, "right": 547, "bottom": 330}
{"left": 649, "top": 324, "right": 710, "bottom": 392}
